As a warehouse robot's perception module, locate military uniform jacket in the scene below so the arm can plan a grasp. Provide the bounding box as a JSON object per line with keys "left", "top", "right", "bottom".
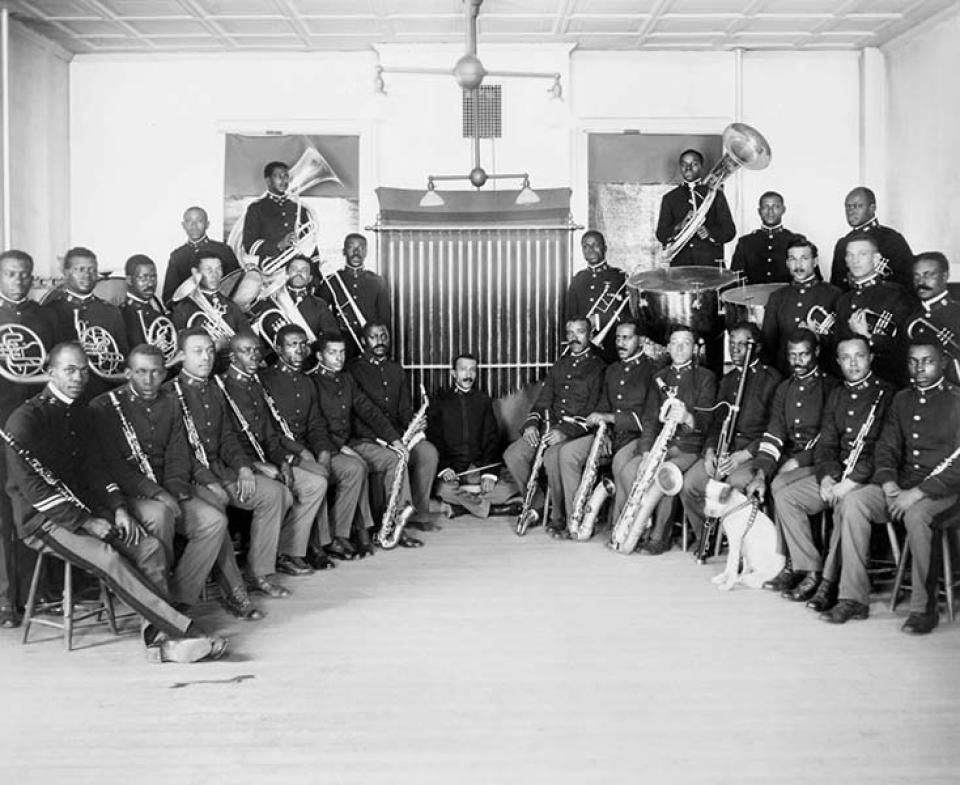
{"left": 655, "top": 184, "right": 736, "bottom": 267}
{"left": 317, "top": 267, "right": 391, "bottom": 329}
{"left": 829, "top": 219, "right": 913, "bottom": 291}
{"left": 346, "top": 354, "right": 412, "bottom": 439}
{"left": 760, "top": 278, "right": 841, "bottom": 375}
{"left": 907, "top": 292, "right": 960, "bottom": 386}
{"left": 594, "top": 353, "right": 658, "bottom": 452}
{"left": 756, "top": 368, "right": 838, "bottom": 476}
{"left": 563, "top": 262, "right": 627, "bottom": 361}
{"left": 242, "top": 193, "right": 310, "bottom": 264}
{"left": 523, "top": 349, "right": 606, "bottom": 439}
{"left": 286, "top": 286, "right": 339, "bottom": 338}
{"left": 640, "top": 363, "right": 717, "bottom": 455}
{"left": 4, "top": 388, "right": 125, "bottom": 538}
{"left": 873, "top": 379, "right": 960, "bottom": 496}
{"left": 220, "top": 367, "right": 292, "bottom": 467}
{"left": 163, "top": 236, "right": 240, "bottom": 305}
{"left": 311, "top": 365, "right": 400, "bottom": 450}
{"left": 122, "top": 293, "right": 173, "bottom": 348}
{"left": 427, "top": 387, "right": 500, "bottom": 474}
{"left": 815, "top": 373, "right": 894, "bottom": 484}
{"left": 731, "top": 226, "right": 801, "bottom": 285}
{"left": 259, "top": 364, "right": 334, "bottom": 456}
{"left": 170, "top": 290, "right": 249, "bottom": 336}
{"left": 90, "top": 385, "right": 193, "bottom": 501}
{"left": 705, "top": 360, "right": 782, "bottom": 457}
{"left": 164, "top": 372, "right": 253, "bottom": 485}
{"left": 0, "top": 295, "right": 57, "bottom": 424}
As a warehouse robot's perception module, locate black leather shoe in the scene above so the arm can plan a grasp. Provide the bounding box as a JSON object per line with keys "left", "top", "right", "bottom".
{"left": 546, "top": 523, "right": 569, "bottom": 539}
{"left": 306, "top": 548, "right": 336, "bottom": 571}
{"left": 901, "top": 612, "right": 938, "bottom": 635}
{"left": 276, "top": 554, "right": 314, "bottom": 576}
{"left": 325, "top": 537, "right": 357, "bottom": 561}
{"left": 820, "top": 599, "right": 869, "bottom": 624}
{"left": 490, "top": 501, "right": 524, "bottom": 517}
{"left": 245, "top": 576, "right": 292, "bottom": 599}
{"left": 762, "top": 567, "right": 799, "bottom": 592}
{"left": 220, "top": 586, "right": 264, "bottom": 621}
{"left": 442, "top": 503, "right": 469, "bottom": 519}
{"left": 0, "top": 605, "right": 21, "bottom": 629}
{"left": 805, "top": 579, "right": 837, "bottom": 612}
{"left": 643, "top": 539, "right": 669, "bottom": 555}
{"left": 782, "top": 571, "right": 821, "bottom": 602}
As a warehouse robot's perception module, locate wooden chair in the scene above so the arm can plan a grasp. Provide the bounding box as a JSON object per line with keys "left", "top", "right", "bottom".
{"left": 890, "top": 503, "right": 960, "bottom": 622}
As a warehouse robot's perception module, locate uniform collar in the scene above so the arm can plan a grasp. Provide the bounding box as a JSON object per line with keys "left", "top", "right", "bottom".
{"left": 0, "top": 292, "right": 28, "bottom": 306}
{"left": 568, "top": 346, "right": 591, "bottom": 359}
{"left": 126, "top": 292, "right": 164, "bottom": 311}
{"left": 287, "top": 285, "right": 308, "bottom": 299}
{"left": 685, "top": 179, "right": 701, "bottom": 189}
{"left": 199, "top": 288, "right": 220, "bottom": 300}
{"left": 622, "top": 351, "right": 644, "bottom": 366}
{"left": 268, "top": 192, "right": 288, "bottom": 205}
{"left": 227, "top": 363, "right": 254, "bottom": 382}
{"left": 791, "top": 274, "right": 818, "bottom": 290}
{"left": 851, "top": 273, "right": 879, "bottom": 290}
{"left": 587, "top": 261, "right": 609, "bottom": 273}
{"left": 362, "top": 352, "right": 386, "bottom": 366}
{"left": 187, "top": 235, "right": 210, "bottom": 248}
{"left": 671, "top": 360, "right": 693, "bottom": 373}
{"left": 179, "top": 369, "right": 209, "bottom": 388}
{"left": 45, "top": 383, "right": 76, "bottom": 406}
{"left": 123, "top": 382, "right": 160, "bottom": 404}
{"left": 761, "top": 224, "right": 783, "bottom": 233}
{"left": 922, "top": 290, "right": 949, "bottom": 312}
{"left": 343, "top": 265, "right": 365, "bottom": 278}
{"left": 844, "top": 371, "right": 874, "bottom": 391}
{"left": 317, "top": 362, "right": 340, "bottom": 378}
{"left": 277, "top": 359, "right": 301, "bottom": 375}
{"left": 850, "top": 216, "right": 880, "bottom": 233}
{"left": 916, "top": 377, "right": 946, "bottom": 394}
{"left": 64, "top": 288, "right": 96, "bottom": 303}
{"left": 794, "top": 366, "right": 819, "bottom": 381}
{"left": 455, "top": 383, "right": 475, "bottom": 395}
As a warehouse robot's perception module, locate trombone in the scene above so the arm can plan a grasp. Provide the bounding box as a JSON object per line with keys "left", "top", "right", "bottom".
{"left": 316, "top": 259, "right": 367, "bottom": 352}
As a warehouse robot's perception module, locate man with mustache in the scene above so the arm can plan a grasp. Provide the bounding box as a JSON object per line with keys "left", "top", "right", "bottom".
{"left": 907, "top": 252, "right": 960, "bottom": 386}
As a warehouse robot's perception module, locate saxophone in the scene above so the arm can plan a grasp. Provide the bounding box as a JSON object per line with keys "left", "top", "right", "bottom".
{"left": 567, "top": 420, "right": 610, "bottom": 541}
{"left": 608, "top": 397, "right": 685, "bottom": 554}
{"left": 516, "top": 412, "right": 550, "bottom": 537}
{"left": 378, "top": 385, "right": 429, "bottom": 550}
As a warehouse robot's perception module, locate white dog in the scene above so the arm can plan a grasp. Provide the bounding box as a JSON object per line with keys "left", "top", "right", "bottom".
{"left": 703, "top": 479, "right": 785, "bottom": 591}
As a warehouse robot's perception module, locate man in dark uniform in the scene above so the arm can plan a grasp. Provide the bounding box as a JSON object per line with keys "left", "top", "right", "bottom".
{"left": 503, "top": 317, "right": 606, "bottom": 536}
{"left": 824, "top": 340, "right": 960, "bottom": 634}
{"left": 773, "top": 336, "right": 894, "bottom": 608}
{"left": 163, "top": 206, "right": 240, "bottom": 305}
{"left": 122, "top": 255, "right": 178, "bottom": 368}
{"left": 4, "top": 342, "right": 226, "bottom": 662}
{"left": 835, "top": 235, "right": 917, "bottom": 388}
{"left": 908, "top": 251, "right": 960, "bottom": 385}
{"left": 731, "top": 192, "right": 800, "bottom": 284}
{"left": 620, "top": 325, "right": 717, "bottom": 554}
{"left": 242, "top": 161, "right": 311, "bottom": 270}
{"left": 563, "top": 231, "right": 628, "bottom": 363}
{"left": 170, "top": 254, "right": 250, "bottom": 356}
{"left": 761, "top": 237, "right": 841, "bottom": 376}
{"left": 681, "top": 322, "right": 781, "bottom": 547}
{"left": 655, "top": 149, "right": 736, "bottom": 268}
{"left": 558, "top": 319, "right": 657, "bottom": 529}
{"left": 829, "top": 187, "right": 912, "bottom": 291}
{"left": 428, "top": 353, "right": 519, "bottom": 519}
{"left": 284, "top": 255, "right": 339, "bottom": 339}
{"left": 43, "top": 247, "right": 128, "bottom": 402}
{"left": 0, "top": 250, "right": 56, "bottom": 628}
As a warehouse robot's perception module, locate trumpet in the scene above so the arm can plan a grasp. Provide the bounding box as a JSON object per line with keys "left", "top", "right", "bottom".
{"left": 317, "top": 260, "right": 367, "bottom": 352}
{"left": 907, "top": 315, "right": 959, "bottom": 357}
{"left": 857, "top": 308, "right": 897, "bottom": 338}
{"left": 805, "top": 305, "right": 836, "bottom": 336}
{"left": 172, "top": 276, "right": 235, "bottom": 345}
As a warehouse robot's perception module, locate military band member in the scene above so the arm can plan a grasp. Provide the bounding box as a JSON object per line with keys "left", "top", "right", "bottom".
{"left": 619, "top": 325, "right": 717, "bottom": 554}
{"left": 829, "top": 187, "right": 912, "bottom": 291}
{"left": 4, "top": 342, "right": 226, "bottom": 662}
{"left": 121, "top": 255, "right": 178, "bottom": 368}
{"left": 655, "top": 149, "right": 736, "bottom": 268}
{"left": 680, "top": 322, "right": 781, "bottom": 546}
{"left": 760, "top": 237, "right": 841, "bottom": 376}
{"left": 503, "top": 317, "right": 606, "bottom": 536}
{"left": 163, "top": 206, "right": 240, "bottom": 306}
{"left": 558, "top": 320, "right": 657, "bottom": 528}
{"left": 835, "top": 235, "right": 917, "bottom": 388}
{"left": 283, "top": 255, "right": 339, "bottom": 339}
{"left": 564, "top": 231, "right": 627, "bottom": 363}
{"left": 170, "top": 254, "right": 250, "bottom": 354}
{"left": 43, "top": 247, "right": 128, "bottom": 402}
{"left": 166, "top": 328, "right": 291, "bottom": 599}
{"left": 428, "top": 353, "right": 519, "bottom": 519}
{"left": 242, "top": 161, "right": 311, "bottom": 268}
{"left": 908, "top": 251, "right": 960, "bottom": 385}
{"left": 772, "top": 337, "right": 894, "bottom": 608}
{"left": 824, "top": 340, "right": 960, "bottom": 633}
{"left": 731, "top": 192, "right": 801, "bottom": 285}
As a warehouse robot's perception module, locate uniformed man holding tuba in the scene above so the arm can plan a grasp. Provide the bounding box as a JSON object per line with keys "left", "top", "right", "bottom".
{"left": 121, "top": 255, "right": 178, "bottom": 369}
{"left": 242, "top": 161, "right": 314, "bottom": 271}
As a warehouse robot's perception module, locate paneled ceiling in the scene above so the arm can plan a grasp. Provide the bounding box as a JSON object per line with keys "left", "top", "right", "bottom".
{"left": 7, "top": 0, "right": 955, "bottom": 54}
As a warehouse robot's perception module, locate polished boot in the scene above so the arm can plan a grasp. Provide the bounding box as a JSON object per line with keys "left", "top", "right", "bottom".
{"left": 820, "top": 599, "right": 869, "bottom": 624}
{"left": 901, "top": 612, "right": 938, "bottom": 635}
{"left": 762, "top": 566, "right": 800, "bottom": 592}
{"left": 805, "top": 579, "right": 837, "bottom": 612}
{"left": 782, "top": 571, "right": 821, "bottom": 602}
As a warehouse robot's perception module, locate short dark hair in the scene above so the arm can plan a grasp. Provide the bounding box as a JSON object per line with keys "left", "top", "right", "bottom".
{"left": 907, "top": 337, "right": 945, "bottom": 359}
{"left": 850, "top": 186, "right": 877, "bottom": 205}
{"left": 124, "top": 254, "right": 156, "bottom": 277}
{"left": 759, "top": 191, "right": 784, "bottom": 205}
{"left": 229, "top": 330, "right": 260, "bottom": 353}
{"left": 581, "top": 230, "right": 606, "bottom": 249}
{"left": 363, "top": 321, "right": 389, "bottom": 340}
{"left": 679, "top": 149, "right": 704, "bottom": 165}
{"left": 183, "top": 205, "right": 207, "bottom": 221}
{"left": 127, "top": 343, "right": 164, "bottom": 367}
{"left": 615, "top": 318, "right": 643, "bottom": 337}
{"left": 275, "top": 323, "right": 308, "bottom": 349}
{"left": 177, "top": 326, "right": 212, "bottom": 351}
{"left": 286, "top": 254, "right": 313, "bottom": 270}
{"left": 452, "top": 352, "right": 478, "bottom": 369}
{"left": 566, "top": 315, "right": 593, "bottom": 336}
{"left": 0, "top": 249, "right": 33, "bottom": 269}
{"left": 47, "top": 341, "right": 85, "bottom": 369}
{"left": 64, "top": 247, "right": 96, "bottom": 269}
{"left": 194, "top": 253, "right": 223, "bottom": 270}
{"left": 317, "top": 333, "right": 346, "bottom": 354}
{"left": 836, "top": 335, "right": 871, "bottom": 356}
{"left": 667, "top": 323, "right": 697, "bottom": 342}
{"left": 263, "top": 161, "right": 288, "bottom": 178}
{"left": 845, "top": 234, "right": 879, "bottom": 254}
{"left": 785, "top": 327, "right": 818, "bottom": 353}
{"left": 786, "top": 235, "right": 818, "bottom": 259}
{"left": 913, "top": 251, "right": 950, "bottom": 275}
{"left": 729, "top": 321, "right": 761, "bottom": 346}
{"left": 343, "top": 232, "right": 366, "bottom": 247}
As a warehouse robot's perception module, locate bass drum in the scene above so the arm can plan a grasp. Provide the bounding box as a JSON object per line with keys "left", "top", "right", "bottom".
{"left": 720, "top": 283, "right": 782, "bottom": 331}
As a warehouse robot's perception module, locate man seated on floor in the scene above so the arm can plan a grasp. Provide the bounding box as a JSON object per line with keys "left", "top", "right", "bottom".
{"left": 427, "top": 352, "right": 520, "bottom": 519}
{"left": 3, "top": 342, "right": 226, "bottom": 662}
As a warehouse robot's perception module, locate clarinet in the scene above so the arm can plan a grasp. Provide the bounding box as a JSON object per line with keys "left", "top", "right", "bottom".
{"left": 926, "top": 444, "right": 960, "bottom": 481}
{"left": 214, "top": 376, "right": 268, "bottom": 464}
{"left": 0, "top": 427, "right": 91, "bottom": 513}
{"left": 840, "top": 389, "right": 885, "bottom": 483}
{"left": 172, "top": 379, "right": 210, "bottom": 469}
{"left": 108, "top": 391, "right": 158, "bottom": 483}
{"left": 256, "top": 374, "right": 296, "bottom": 442}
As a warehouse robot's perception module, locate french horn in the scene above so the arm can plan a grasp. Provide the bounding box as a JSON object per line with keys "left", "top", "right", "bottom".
{"left": 0, "top": 323, "right": 49, "bottom": 384}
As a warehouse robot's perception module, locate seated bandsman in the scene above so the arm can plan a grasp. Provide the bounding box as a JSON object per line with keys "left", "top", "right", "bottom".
{"left": 283, "top": 255, "right": 339, "bottom": 339}
{"left": 760, "top": 237, "right": 841, "bottom": 376}
{"left": 680, "top": 322, "right": 781, "bottom": 547}
{"left": 166, "top": 328, "right": 291, "bottom": 600}
{"left": 824, "top": 339, "right": 960, "bottom": 634}
{"left": 220, "top": 333, "right": 327, "bottom": 577}
{"left": 4, "top": 342, "right": 226, "bottom": 662}
{"left": 121, "top": 255, "right": 178, "bottom": 369}
{"left": 428, "top": 353, "right": 519, "bottom": 519}
{"left": 557, "top": 319, "right": 657, "bottom": 528}
{"left": 564, "top": 231, "right": 627, "bottom": 362}
{"left": 43, "top": 247, "right": 128, "bottom": 402}
{"left": 908, "top": 252, "right": 960, "bottom": 386}
{"left": 170, "top": 254, "right": 250, "bottom": 355}
{"left": 773, "top": 336, "right": 894, "bottom": 608}
{"left": 731, "top": 192, "right": 801, "bottom": 285}
{"left": 746, "top": 328, "right": 839, "bottom": 590}
{"left": 835, "top": 235, "right": 917, "bottom": 388}
{"left": 259, "top": 324, "right": 336, "bottom": 570}
{"left": 503, "top": 317, "right": 606, "bottom": 536}
{"left": 620, "top": 325, "right": 716, "bottom": 554}
{"left": 347, "top": 322, "right": 438, "bottom": 529}
{"left": 163, "top": 206, "right": 240, "bottom": 306}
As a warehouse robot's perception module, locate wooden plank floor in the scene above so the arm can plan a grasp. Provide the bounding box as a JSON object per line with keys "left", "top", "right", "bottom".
{"left": 2, "top": 515, "right": 959, "bottom": 785}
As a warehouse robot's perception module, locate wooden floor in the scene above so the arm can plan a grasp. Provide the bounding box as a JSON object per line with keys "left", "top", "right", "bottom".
{"left": 2, "top": 516, "right": 959, "bottom": 785}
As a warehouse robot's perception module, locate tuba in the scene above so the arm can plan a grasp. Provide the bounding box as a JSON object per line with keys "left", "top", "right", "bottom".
{"left": 73, "top": 311, "right": 125, "bottom": 381}
{"left": 172, "top": 275, "right": 235, "bottom": 345}
{"left": 0, "top": 322, "right": 49, "bottom": 384}
{"left": 567, "top": 420, "right": 611, "bottom": 541}
{"left": 250, "top": 273, "right": 317, "bottom": 353}
{"left": 378, "top": 386, "right": 429, "bottom": 550}
{"left": 663, "top": 123, "right": 772, "bottom": 262}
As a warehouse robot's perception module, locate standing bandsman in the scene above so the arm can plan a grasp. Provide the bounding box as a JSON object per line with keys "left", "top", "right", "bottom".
{"left": 121, "top": 255, "right": 178, "bottom": 369}
{"left": 163, "top": 206, "right": 240, "bottom": 305}
{"left": 619, "top": 325, "right": 717, "bottom": 554}
{"left": 824, "top": 339, "right": 960, "bottom": 634}
{"left": 564, "top": 231, "right": 627, "bottom": 363}
{"left": 43, "top": 247, "right": 128, "bottom": 402}
{"left": 829, "top": 187, "right": 912, "bottom": 291}
{"left": 242, "top": 161, "right": 311, "bottom": 269}
{"left": 760, "top": 237, "right": 841, "bottom": 376}
{"left": 503, "top": 317, "right": 606, "bottom": 536}
{"left": 907, "top": 252, "right": 960, "bottom": 385}
{"left": 428, "top": 353, "right": 519, "bottom": 519}
{"left": 655, "top": 149, "right": 736, "bottom": 268}
{"left": 680, "top": 322, "right": 781, "bottom": 548}
{"left": 170, "top": 254, "right": 250, "bottom": 356}
{"left": 731, "top": 192, "right": 801, "bottom": 285}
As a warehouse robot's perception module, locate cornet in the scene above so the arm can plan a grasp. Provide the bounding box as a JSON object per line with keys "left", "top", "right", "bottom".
{"left": 805, "top": 305, "right": 836, "bottom": 336}
{"left": 907, "top": 315, "right": 959, "bottom": 356}
{"left": 857, "top": 308, "right": 897, "bottom": 338}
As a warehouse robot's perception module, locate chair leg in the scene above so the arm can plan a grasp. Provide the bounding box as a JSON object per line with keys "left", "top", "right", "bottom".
{"left": 100, "top": 582, "right": 119, "bottom": 635}
{"left": 21, "top": 550, "right": 44, "bottom": 645}
{"left": 890, "top": 540, "right": 911, "bottom": 612}
{"left": 63, "top": 560, "right": 73, "bottom": 652}
{"left": 943, "top": 529, "right": 954, "bottom": 624}
{"left": 886, "top": 521, "right": 901, "bottom": 567}
{"left": 681, "top": 514, "right": 689, "bottom": 553}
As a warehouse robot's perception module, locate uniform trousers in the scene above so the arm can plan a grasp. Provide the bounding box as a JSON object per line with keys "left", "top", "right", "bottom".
{"left": 766, "top": 465, "right": 817, "bottom": 553}
{"left": 610, "top": 438, "right": 644, "bottom": 523}
{"left": 296, "top": 456, "right": 333, "bottom": 547}
{"left": 327, "top": 452, "right": 366, "bottom": 539}
{"left": 839, "top": 485, "right": 957, "bottom": 613}
{"left": 619, "top": 446, "right": 699, "bottom": 543}
{"left": 408, "top": 440, "right": 439, "bottom": 515}
{"left": 351, "top": 441, "right": 414, "bottom": 521}
{"left": 681, "top": 457, "right": 759, "bottom": 540}
{"left": 437, "top": 467, "right": 519, "bottom": 518}
{"left": 773, "top": 475, "right": 839, "bottom": 574}
{"left": 557, "top": 433, "right": 612, "bottom": 525}
{"left": 278, "top": 466, "right": 327, "bottom": 558}
{"left": 503, "top": 437, "right": 564, "bottom": 525}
